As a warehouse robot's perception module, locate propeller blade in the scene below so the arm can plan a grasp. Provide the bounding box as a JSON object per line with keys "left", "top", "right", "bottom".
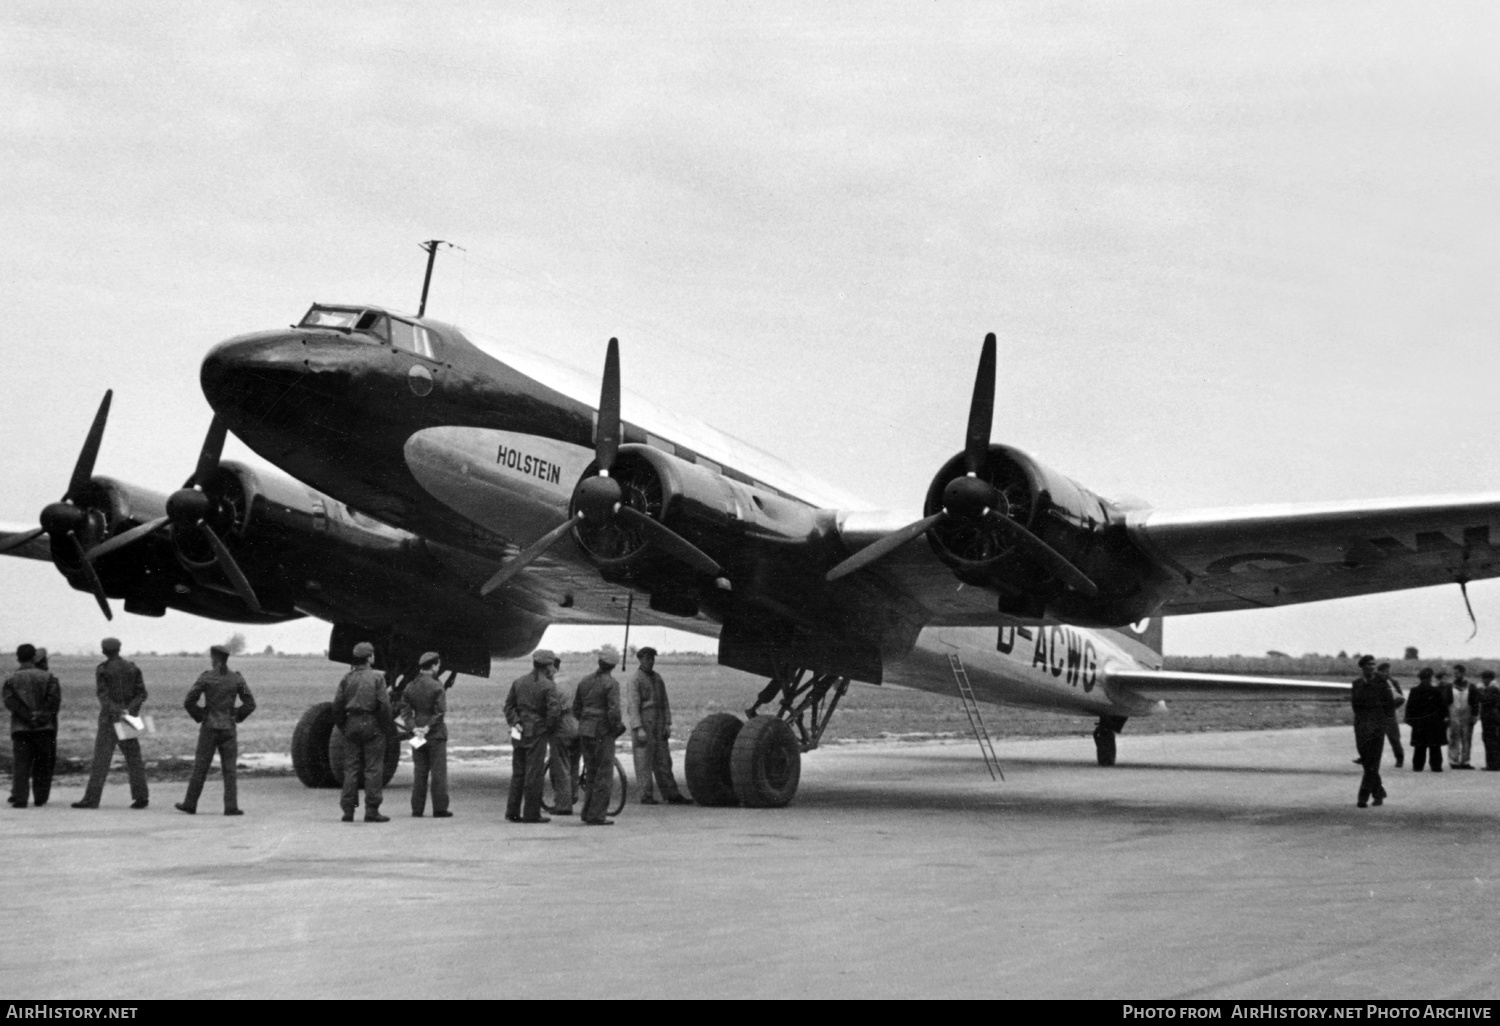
{"left": 616, "top": 506, "right": 722, "bottom": 577}
{"left": 825, "top": 512, "right": 946, "bottom": 582}
{"left": 200, "top": 523, "right": 263, "bottom": 614}
{"left": 84, "top": 516, "right": 170, "bottom": 562}
{"left": 66, "top": 390, "right": 114, "bottom": 502}
{"left": 188, "top": 416, "right": 229, "bottom": 490}
{"left": 991, "top": 515, "right": 1099, "bottom": 597}
{"left": 0, "top": 526, "right": 46, "bottom": 555}
{"left": 596, "top": 337, "right": 621, "bottom": 472}
{"left": 68, "top": 533, "right": 113, "bottom": 620}
{"left": 963, "top": 333, "right": 997, "bottom": 476}
{"left": 480, "top": 514, "right": 582, "bottom": 596}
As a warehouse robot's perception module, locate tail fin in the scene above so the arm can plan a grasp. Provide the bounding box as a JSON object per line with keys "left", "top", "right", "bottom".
{"left": 1104, "top": 617, "right": 1164, "bottom": 668}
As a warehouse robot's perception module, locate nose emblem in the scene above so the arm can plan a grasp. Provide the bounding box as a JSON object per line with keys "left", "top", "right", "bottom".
{"left": 407, "top": 364, "right": 434, "bottom": 397}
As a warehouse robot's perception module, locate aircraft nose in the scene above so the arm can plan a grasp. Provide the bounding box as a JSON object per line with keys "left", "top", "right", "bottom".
{"left": 200, "top": 330, "right": 309, "bottom": 422}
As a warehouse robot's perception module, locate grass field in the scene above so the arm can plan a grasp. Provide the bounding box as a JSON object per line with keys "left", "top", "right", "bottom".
{"left": 0, "top": 651, "right": 1367, "bottom": 778}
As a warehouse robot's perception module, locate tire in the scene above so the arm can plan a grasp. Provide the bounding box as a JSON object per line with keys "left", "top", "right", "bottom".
{"left": 730, "top": 716, "right": 801, "bottom": 808}
{"left": 291, "top": 703, "right": 338, "bottom": 788}
{"left": 328, "top": 726, "right": 402, "bottom": 787}
{"left": 1093, "top": 725, "right": 1117, "bottom": 767}
{"left": 607, "top": 757, "right": 628, "bottom": 817}
{"left": 685, "top": 713, "right": 743, "bottom": 807}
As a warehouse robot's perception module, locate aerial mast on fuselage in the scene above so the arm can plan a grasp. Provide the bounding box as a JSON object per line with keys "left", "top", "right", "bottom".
{"left": 417, "top": 239, "right": 460, "bottom": 317}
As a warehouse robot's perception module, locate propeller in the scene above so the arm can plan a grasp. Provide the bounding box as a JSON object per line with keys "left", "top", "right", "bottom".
{"left": 0, "top": 391, "right": 117, "bottom": 616}
{"left": 84, "top": 414, "right": 263, "bottom": 614}
{"left": 480, "top": 337, "right": 722, "bottom": 596}
{"left": 825, "top": 333, "right": 1098, "bottom": 597}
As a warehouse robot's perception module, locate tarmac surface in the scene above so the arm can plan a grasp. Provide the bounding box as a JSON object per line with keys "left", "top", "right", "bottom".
{"left": 4, "top": 727, "right": 1500, "bottom": 1000}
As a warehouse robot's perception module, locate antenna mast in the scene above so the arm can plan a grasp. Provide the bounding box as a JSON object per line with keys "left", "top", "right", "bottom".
{"left": 417, "top": 240, "right": 460, "bottom": 317}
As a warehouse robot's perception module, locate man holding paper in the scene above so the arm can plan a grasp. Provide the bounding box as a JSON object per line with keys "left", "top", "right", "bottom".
{"left": 73, "top": 636, "right": 150, "bottom": 809}
{"left": 175, "top": 644, "right": 255, "bottom": 816}
{"left": 396, "top": 651, "right": 450, "bottom": 818}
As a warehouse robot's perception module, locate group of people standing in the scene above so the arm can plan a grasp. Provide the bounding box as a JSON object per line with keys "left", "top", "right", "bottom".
{"left": 329, "top": 640, "right": 693, "bottom": 826}
{"left": 1350, "top": 655, "right": 1500, "bottom": 807}
{"left": 496, "top": 643, "right": 691, "bottom": 827}
{"left": 4, "top": 637, "right": 255, "bottom": 814}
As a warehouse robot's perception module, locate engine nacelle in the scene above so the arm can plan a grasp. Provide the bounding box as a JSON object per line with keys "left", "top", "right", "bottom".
{"left": 923, "top": 444, "right": 1163, "bottom": 624}
{"left": 569, "top": 443, "right": 740, "bottom": 575}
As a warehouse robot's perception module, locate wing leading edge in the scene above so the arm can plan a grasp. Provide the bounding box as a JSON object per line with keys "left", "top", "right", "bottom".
{"left": 1129, "top": 493, "right": 1500, "bottom": 616}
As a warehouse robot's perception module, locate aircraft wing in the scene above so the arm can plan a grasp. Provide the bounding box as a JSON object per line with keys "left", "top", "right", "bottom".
{"left": 1128, "top": 493, "right": 1500, "bottom": 615}
{"left": 1103, "top": 668, "right": 1350, "bottom": 699}
{"left": 0, "top": 524, "right": 50, "bottom": 562}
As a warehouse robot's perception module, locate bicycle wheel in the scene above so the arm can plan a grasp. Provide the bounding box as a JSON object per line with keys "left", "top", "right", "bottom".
{"left": 607, "top": 756, "right": 628, "bottom": 817}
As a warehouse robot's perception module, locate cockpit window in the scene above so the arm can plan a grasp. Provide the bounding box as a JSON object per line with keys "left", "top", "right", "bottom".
{"left": 298, "top": 305, "right": 390, "bottom": 343}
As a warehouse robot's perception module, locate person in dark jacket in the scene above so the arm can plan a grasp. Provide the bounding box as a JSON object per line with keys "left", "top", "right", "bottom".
{"left": 1404, "top": 667, "right": 1449, "bottom": 772}
{"left": 1350, "top": 655, "right": 1393, "bottom": 807}
{"left": 546, "top": 655, "right": 581, "bottom": 816}
{"left": 504, "top": 650, "right": 562, "bottom": 823}
{"left": 74, "top": 637, "right": 150, "bottom": 809}
{"left": 175, "top": 645, "right": 255, "bottom": 816}
{"left": 573, "top": 646, "right": 625, "bottom": 826}
{"left": 1477, "top": 670, "right": 1500, "bottom": 772}
{"left": 396, "top": 651, "right": 450, "bottom": 818}
{"left": 5, "top": 643, "right": 61, "bottom": 808}
{"left": 332, "top": 641, "right": 394, "bottom": 822}
{"left": 625, "top": 647, "right": 691, "bottom": 805}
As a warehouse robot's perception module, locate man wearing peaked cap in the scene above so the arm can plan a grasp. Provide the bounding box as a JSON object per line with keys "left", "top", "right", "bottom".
{"left": 573, "top": 646, "right": 626, "bottom": 825}
{"left": 74, "top": 637, "right": 150, "bottom": 810}
{"left": 5, "top": 643, "right": 61, "bottom": 808}
{"left": 1404, "top": 667, "right": 1448, "bottom": 773}
{"left": 332, "top": 641, "right": 395, "bottom": 822}
{"left": 626, "top": 646, "right": 690, "bottom": 806}
{"left": 176, "top": 644, "right": 255, "bottom": 816}
{"left": 504, "top": 649, "right": 562, "bottom": 822}
{"left": 1349, "top": 655, "right": 1391, "bottom": 808}
{"left": 396, "top": 651, "right": 451, "bottom": 818}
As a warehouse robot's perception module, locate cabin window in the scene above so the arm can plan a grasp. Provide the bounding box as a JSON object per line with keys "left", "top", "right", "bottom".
{"left": 391, "top": 319, "right": 435, "bottom": 359}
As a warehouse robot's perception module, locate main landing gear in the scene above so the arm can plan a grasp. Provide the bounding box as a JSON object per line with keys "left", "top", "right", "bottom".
{"left": 1093, "top": 715, "right": 1128, "bottom": 767}
{"left": 684, "top": 670, "right": 849, "bottom": 808}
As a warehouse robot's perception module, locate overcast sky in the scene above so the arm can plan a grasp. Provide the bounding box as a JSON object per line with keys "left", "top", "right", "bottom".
{"left": 4, "top": 3, "right": 1500, "bottom": 662}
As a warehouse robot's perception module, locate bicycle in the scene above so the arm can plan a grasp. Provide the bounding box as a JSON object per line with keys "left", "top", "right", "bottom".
{"left": 543, "top": 752, "right": 628, "bottom": 817}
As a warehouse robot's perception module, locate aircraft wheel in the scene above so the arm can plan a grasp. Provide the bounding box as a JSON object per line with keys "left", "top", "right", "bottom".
{"left": 328, "top": 727, "right": 402, "bottom": 787}
{"left": 730, "top": 716, "right": 801, "bottom": 808}
{"left": 291, "top": 703, "right": 338, "bottom": 788}
{"left": 685, "top": 713, "right": 742, "bottom": 807}
{"left": 1093, "top": 724, "right": 1117, "bottom": 767}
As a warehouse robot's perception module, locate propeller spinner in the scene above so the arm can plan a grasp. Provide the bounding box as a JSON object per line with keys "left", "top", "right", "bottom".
{"left": 824, "top": 333, "right": 1098, "bottom": 597}
{"left": 480, "top": 337, "right": 722, "bottom": 596}
{"left": 83, "top": 414, "right": 263, "bottom": 614}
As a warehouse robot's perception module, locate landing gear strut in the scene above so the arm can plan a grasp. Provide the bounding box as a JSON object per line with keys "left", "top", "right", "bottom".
{"left": 685, "top": 669, "right": 849, "bottom": 808}
{"left": 1093, "top": 715, "right": 1128, "bottom": 767}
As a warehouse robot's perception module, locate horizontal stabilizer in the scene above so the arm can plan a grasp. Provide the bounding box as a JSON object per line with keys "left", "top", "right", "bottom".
{"left": 1104, "top": 668, "right": 1350, "bottom": 699}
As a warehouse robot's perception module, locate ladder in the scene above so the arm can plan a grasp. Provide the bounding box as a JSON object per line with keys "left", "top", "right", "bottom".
{"left": 948, "top": 652, "right": 1003, "bottom": 781}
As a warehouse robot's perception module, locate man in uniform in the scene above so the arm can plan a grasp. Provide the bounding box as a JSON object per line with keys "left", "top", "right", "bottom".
{"left": 504, "top": 649, "right": 561, "bottom": 823}
{"left": 1376, "top": 662, "right": 1405, "bottom": 769}
{"left": 546, "top": 655, "right": 581, "bottom": 816}
{"left": 1350, "top": 655, "right": 1393, "bottom": 808}
{"left": 625, "top": 647, "right": 691, "bottom": 806}
{"left": 1444, "top": 663, "right": 1480, "bottom": 769}
{"left": 175, "top": 644, "right": 255, "bottom": 816}
{"left": 332, "top": 641, "right": 395, "bottom": 822}
{"left": 1404, "top": 667, "right": 1448, "bottom": 772}
{"left": 74, "top": 637, "right": 150, "bottom": 809}
{"left": 1477, "top": 670, "right": 1500, "bottom": 771}
{"left": 5, "top": 644, "right": 61, "bottom": 808}
{"left": 396, "top": 651, "right": 451, "bottom": 818}
{"left": 573, "top": 646, "right": 625, "bottom": 826}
